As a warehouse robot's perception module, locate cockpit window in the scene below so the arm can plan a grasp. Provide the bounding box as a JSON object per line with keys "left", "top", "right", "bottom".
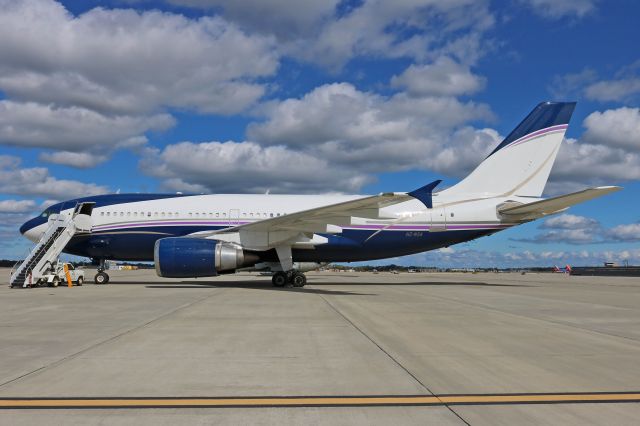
{"left": 41, "top": 209, "right": 51, "bottom": 218}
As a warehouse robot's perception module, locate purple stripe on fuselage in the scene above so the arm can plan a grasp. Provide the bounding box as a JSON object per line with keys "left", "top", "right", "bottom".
{"left": 91, "top": 222, "right": 514, "bottom": 233}
{"left": 93, "top": 221, "right": 249, "bottom": 231}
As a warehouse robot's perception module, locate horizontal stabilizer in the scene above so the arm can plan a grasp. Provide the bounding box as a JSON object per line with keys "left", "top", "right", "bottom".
{"left": 498, "top": 186, "right": 622, "bottom": 218}
{"left": 408, "top": 180, "right": 442, "bottom": 209}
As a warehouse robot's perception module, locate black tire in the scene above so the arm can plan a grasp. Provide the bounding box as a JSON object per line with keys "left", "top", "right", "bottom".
{"left": 76, "top": 276, "right": 84, "bottom": 286}
{"left": 94, "top": 272, "right": 109, "bottom": 284}
{"left": 272, "top": 272, "right": 287, "bottom": 287}
{"left": 52, "top": 277, "right": 60, "bottom": 288}
{"left": 291, "top": 272, "right": 306, "bottom": 287}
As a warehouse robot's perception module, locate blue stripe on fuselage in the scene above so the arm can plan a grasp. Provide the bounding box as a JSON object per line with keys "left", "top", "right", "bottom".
{"left": 62, "top": 225, "right": 495, "bottom": 262}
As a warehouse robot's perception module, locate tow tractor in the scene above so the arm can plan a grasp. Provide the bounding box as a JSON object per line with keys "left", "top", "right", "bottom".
{"left": 37, "top": 261, "right": 85, "bottom": 287}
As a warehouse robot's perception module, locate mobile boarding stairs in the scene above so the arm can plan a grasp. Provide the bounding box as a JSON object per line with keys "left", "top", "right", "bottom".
{"left": 9, "top": 203, "right": 94, "bottom": 288}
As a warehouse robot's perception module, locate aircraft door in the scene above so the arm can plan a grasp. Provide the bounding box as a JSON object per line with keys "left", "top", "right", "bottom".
{"left": 430, "top": 206, "right": 447, "bottom": 232}
{"left": 73, "top": 202, "right": 96, "bottom": 232}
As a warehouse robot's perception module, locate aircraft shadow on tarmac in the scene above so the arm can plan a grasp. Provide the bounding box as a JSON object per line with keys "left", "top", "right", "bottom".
{"left": 306, "top": 281, "right": 526, "bottom": 287}
{"left": 144, "top": 281, "right": 377, "bottom": 296}
{"left": 138, "top": 279, "right": 525, "bottom": 294}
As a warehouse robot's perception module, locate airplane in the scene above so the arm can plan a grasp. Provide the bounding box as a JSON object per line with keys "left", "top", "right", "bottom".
{"left": 553, "top": 265, "right": 572, "bottom": 274}
{"left": 19, "top": 102, "right": 621, "bottom": 287}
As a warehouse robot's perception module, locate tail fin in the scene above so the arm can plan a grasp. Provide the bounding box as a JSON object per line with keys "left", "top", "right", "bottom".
{"left": 443, "top": 101, "right": 576, "bottom": 197}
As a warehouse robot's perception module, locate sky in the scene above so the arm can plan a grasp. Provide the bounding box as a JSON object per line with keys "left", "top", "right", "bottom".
{"left": 0, "top": 0, "right": 639, "bottom": 267}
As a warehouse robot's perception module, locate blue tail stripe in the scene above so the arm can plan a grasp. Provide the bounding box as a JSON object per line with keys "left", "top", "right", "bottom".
{"left": 487, "top": 101, "right": 576, "bottom": 158}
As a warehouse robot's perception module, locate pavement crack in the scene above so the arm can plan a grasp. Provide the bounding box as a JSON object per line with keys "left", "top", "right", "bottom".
{"left": 0, "top": 289, "right": 224, "bottom": 390}
{"left": 319, "top": 294, "right": 471, "bottom": 426}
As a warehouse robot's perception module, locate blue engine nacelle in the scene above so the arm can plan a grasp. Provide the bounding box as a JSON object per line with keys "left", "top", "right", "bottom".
{"left": 154, "top": 237, "right": 257, "bottom": 278}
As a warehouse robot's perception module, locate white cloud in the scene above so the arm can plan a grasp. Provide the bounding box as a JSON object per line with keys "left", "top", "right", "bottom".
{"left": 548, "top": 68, "right": 597, "bottom": 98}
{"left": 248, "top": 83, "right": 496, "bottom": 178}
{"left": 606, "top": 223, "right": 640, "bottom": 242}
{"left": 0, "top": 155, "right": 109, "bottom": 199}
{"left": 550, "top": 61, "right": 640, "bottom": 103}
{"left": 140, "top": 80, "right": 499, "bottom": 194}
{"left": 38, "top": 151, "right": 109, "bottom": 168}
{"left": 0, "top": 199, "right": 37, "bottom": 213}
{"left": 167, "top": 0, "right": 340, "bottom": 39}
{"left": 0, "top": 0, "right": 278, "bottom": 115}
{"left": 582, "top": 107, "right": 640, "bottom": 150}
{"left": 548, "top": 137, "right": 640, "bottom": 195}
{"left": 0, "top": 0, "right": 279, "bottom": 164}
{"left": 517, "top": 228, "right": 597, "bottom": 245}
{"left": 541, "top": 214, "right": 599, "bottom": 229}
{"left": 380, "top": 246, "right": 640, "bottom": 268}
{"left": 0, "top": 101, "right": 173, "bottom": 151}
{"left": 391, "top": 57, "right": 486, "bottom": 97}
{"left": 139, "top": 142, "right": 372, "bottom": 194}
{"left": 585, "top": 78, "right": 640, "bottom": 102}
{"left": 518, "top": 213, "right": 640, "bottom": 245}
{"left": 520, "top": 0, "right": 597, "bottom": 19}
{"left": 286, "top": 0, "right": 495, "bottom": 69}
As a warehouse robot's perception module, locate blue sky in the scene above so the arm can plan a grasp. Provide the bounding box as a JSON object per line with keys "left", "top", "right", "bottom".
{"left": 0, "top": 0, "right": 639, "bottom": 266}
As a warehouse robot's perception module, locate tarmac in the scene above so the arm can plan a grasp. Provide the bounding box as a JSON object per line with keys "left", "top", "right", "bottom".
{"left": 1, "top": 268, "right": 640, "bottom": 425}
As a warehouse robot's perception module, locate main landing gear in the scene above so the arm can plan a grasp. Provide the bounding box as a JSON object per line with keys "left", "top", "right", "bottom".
{"left": 94, "top": 258, "right": 110, "bottom": 284}
{"left": 272, "top": 270, "right": 306, "bottom": 288}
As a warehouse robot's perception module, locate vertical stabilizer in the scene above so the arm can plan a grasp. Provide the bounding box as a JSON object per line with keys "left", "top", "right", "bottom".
{"left": 442, "top": 102, "right": 576, "bottom": 197}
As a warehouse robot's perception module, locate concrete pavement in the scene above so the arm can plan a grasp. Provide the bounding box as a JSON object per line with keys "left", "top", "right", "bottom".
{"left": 1, "top": 269, "right": 640, "bottom": 425}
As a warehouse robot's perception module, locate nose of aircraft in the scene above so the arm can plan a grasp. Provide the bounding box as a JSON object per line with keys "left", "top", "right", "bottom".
{"left": 19, "top": 221, "right": 29, "bottom": 235}
{"left": 19, "top": 216, "right": 45, "bottom": 242}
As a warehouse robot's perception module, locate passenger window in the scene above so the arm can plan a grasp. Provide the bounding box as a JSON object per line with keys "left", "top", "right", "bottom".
{"left": 107, "top": 212, "right": 110, "bottom": 216}
{"left": 127, "top": 212, "right": 130, "bottom": 216}
{"left": 100, "top": 212, "right": 104, "bottom": 216}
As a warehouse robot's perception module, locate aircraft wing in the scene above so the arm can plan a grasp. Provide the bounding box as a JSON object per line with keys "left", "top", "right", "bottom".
{"left": 188, "top": 180, "right": 441, "bottom": 242}
{"left": 498, "top": 186, "right": 622, "bottom": 218}
{"left": 191, "top": 192, "right": 414, "bottom": 239}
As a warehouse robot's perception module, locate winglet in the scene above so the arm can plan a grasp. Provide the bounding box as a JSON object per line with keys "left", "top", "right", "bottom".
{"left": 408, "top": 180, "right": 442, "bottom": 209}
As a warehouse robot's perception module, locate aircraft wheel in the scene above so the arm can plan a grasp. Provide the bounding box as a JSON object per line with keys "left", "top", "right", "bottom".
{"left": 94, "top": 272, "right": 109, "bottom": 284}
{"left": 291, "top": 271, "right": 306, "bottom": 287}
{"left": 272, "top": 272, "right": 287, "bottom": 287}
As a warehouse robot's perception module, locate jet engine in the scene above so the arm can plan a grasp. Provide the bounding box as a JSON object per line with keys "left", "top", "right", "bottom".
{"left": 154, "top": 237, "right": 259, "bottom": 278}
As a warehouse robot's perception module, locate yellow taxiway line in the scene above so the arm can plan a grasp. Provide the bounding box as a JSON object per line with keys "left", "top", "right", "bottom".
{"left": 2, "top": 393, "right": 640, "bottom": 409}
